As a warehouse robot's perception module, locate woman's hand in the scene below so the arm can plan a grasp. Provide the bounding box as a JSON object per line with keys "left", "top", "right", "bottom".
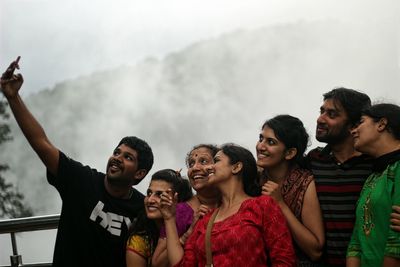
{"left": 160, "top": 189, "right": 178, "bottom": 220}
{"left": 261, "top": 181, "right": 283, "bottom": 203}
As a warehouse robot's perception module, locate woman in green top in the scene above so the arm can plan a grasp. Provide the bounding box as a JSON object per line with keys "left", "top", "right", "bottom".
{"left": 347, "top": 103, "right": 400, "bottom": 267}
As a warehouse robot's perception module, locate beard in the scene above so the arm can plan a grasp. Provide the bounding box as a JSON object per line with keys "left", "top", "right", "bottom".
{"left": 106, "top": 171, "right": 134, "bottom": 187}
{"left": 316, "top": 125, "right": 351, "bottom": 145}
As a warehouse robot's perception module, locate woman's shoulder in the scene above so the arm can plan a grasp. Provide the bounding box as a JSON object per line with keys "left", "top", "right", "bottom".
{"left": 239, "top": 196, "right": 284, "bottom": 223}
{"left": 126, "top": 235, "right": 151, "bottom": 257}
{"left": 289, "top": 166, "right": 313, "bottom": 181}
{"left": 242, "top": 195, "right": 279, "bottom": 210}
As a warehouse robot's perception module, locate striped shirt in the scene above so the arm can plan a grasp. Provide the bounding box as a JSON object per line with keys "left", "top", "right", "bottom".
{"left": 307, "top": 146, "right": 373, "bottom": 267}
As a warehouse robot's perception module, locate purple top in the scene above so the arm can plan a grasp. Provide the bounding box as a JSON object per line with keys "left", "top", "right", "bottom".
{"left": 159, "top": 202, "right": 194, "bottom": 238}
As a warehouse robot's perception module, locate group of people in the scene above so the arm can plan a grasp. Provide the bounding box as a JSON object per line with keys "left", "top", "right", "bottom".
{"left": 1, "top": 57, "right": 400, "bottom": 267}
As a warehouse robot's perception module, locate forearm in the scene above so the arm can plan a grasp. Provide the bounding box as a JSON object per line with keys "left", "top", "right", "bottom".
{"left": 6, "top": 94, "right": 58, "bottom": 174}
{"left": 126, "top": 250, "right": 147, "bottom": 267}
{"left": 151, "top": 239, "right": 169, "bottom": 267}
{"left": 279, "top": 202, "right": 323, "bottom": 261}
{"left": 346, "top": 256, "right": 360, "bottom": 267}
{"left": 382, "top": 256, "right": 400, "bottom": 266}
{"left": 164, "top": 217, "right": 184, "bottom": 266}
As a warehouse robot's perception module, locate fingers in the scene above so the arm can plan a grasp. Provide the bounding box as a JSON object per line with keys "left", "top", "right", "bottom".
{"left": 2, "top": 57, "right": 21, "bottom": 80}
{"left": 193, "top": 204, "right": 212, "bottom": 222}
{"left": 164, "top": 188, "right": 174, "bottom": 198}
{"left": 392, "top": 205, "right": 400, "bottom": 213}
{"left": 160, "top": 191, "right": 173, "bottom": 205}
{"left": 261, "top": 181, "right": 279, "bottom": 194}
{"left": 390, "top": 224, "right": 400, "bottom": 232}
{"left": 261, "top": 184, "right": 270, "bottom": 195}
{"left": 390, "top": 205, "right": 400, "bottom": 231}
{"left": 16, "top": 73, "right": 23, "bottom": 83}
{"left": 197, "top": 205, "right": 211, "bottom": 217}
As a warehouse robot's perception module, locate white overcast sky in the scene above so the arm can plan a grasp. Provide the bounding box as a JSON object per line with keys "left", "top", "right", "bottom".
{"left": 0, "top": 0, "right": 399, "bottom": 264}
{"left": 1, "top": 0, "right": 398, "bottom": 95}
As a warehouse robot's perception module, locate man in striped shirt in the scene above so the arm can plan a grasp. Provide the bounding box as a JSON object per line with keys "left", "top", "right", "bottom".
{"left": 307, "top": 88, "right": 372, "bottom": 266}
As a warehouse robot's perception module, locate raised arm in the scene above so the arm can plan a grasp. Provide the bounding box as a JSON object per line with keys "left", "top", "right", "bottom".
{"left": 159, "top": 191, "right": 184, "bottom": 266}
{"left": 0, "top": 58, "right": 59, "bottom": 175}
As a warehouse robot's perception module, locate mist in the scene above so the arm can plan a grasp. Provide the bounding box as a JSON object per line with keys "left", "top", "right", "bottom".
{"left": 2, "top": 0, "right": 398, "bottom": 95}
{"left": 1, "top": 0, "right": 400, "bottom": 264}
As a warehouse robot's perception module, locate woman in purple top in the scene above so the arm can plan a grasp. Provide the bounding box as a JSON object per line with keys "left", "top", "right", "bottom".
{"left": 151, "top": 144, "right": 221, "bottom": 267}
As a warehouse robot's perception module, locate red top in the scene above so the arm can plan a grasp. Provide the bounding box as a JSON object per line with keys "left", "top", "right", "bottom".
{"left": 176, "top": 195, "right": 296, "bottom": 267}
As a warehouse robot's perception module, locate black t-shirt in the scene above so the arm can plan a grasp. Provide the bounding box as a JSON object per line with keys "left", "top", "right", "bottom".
{"left": 47, "top": 151, "right": 144, "bottom": 267}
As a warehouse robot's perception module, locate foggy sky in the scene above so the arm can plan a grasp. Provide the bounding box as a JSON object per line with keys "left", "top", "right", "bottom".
{"left": 1, "top": 0, "right": 398, "bottom": 95}
{"left": 1, "top": 0, "right": 400, "bottom": 264}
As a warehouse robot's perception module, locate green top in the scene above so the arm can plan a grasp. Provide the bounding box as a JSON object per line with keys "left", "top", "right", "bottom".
{"left": 347, "top": 158, "right": 400, "bottom": 266}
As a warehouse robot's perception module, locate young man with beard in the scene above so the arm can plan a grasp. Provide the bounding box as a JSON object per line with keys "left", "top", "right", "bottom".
{"left": 306, "top": 88, "right": 373, "bottom": 266}
{"left": 0, "top": 58, "right": 153, "bottom": 267}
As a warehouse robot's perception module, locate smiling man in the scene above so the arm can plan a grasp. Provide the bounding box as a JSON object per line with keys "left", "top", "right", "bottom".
{"left": 0, "top": 58, "right": 153, "bottom": 267}
{"left": 306, "top": 88, "right": 372, "bottom": 266}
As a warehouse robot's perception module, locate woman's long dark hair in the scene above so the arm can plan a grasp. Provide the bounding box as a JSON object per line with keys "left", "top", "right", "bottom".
{"left": 220, "top": 143, "right": 261, "bottom": 197}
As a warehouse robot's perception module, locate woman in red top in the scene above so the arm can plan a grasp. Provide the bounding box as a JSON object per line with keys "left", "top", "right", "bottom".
{"left": 161, "top": 143, "right": 296, "bottom": 267}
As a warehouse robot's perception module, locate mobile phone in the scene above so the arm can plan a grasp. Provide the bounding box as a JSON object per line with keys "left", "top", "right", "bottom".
{"left": 1, "top": 56, "right": 21, "bottom": 79}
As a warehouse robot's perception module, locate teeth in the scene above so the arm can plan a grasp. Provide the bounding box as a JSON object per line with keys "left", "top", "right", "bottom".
{"left": 110, "top": 163, "right": 121, "bottom": 170}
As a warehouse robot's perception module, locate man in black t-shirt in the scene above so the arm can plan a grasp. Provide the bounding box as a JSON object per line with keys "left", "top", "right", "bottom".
{"left": 1, "top": 58, "right": 154, "bottom": 266}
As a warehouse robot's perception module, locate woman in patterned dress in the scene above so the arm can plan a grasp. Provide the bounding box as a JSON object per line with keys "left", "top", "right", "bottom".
{"left": 256, "top": 114, "right": 324, "bottom": 266}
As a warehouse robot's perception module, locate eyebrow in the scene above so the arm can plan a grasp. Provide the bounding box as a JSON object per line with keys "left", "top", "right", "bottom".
{"left": 321, "top": 106, "right": 340, "bottom": 113}
{"left": 122, "top": 151, "right": 136, "bottom": 160}
{"left": 147, "top": 189, "right": 164, "bottom": 194}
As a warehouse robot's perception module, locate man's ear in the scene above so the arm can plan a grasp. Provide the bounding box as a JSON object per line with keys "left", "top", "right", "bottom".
{"left": 232, "top": 162, "right": 243, "bottom": 175}
{"left": 377, "top": 118, "right": 388, "bottom": 132}
{"left": 284, "top": 148, "right": 297, "bottom": 161}
{"left": 134, "top": 169, "right": 147, "bottom": 181}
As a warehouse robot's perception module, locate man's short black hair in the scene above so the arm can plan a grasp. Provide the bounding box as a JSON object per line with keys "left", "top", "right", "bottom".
{"left": 117, "top": 136, "right": 154, "bottom": 173}
{"left": 323, "top": 87, "right": 371, "bottom": 127}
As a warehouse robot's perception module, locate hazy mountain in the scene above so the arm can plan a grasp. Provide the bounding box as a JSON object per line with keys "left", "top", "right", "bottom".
{"left": 1, "top": 20, "right": 399, "bottom": 215}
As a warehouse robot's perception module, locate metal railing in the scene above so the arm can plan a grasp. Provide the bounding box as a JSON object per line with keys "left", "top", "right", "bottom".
{"left": 0, "top": 214, "right": 59, "bottom": 267}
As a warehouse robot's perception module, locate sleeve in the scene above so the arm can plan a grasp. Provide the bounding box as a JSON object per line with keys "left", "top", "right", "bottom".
{"left": 159, "top": 203, "right": 194, "bottom": 238}
{"left": 46, "top": 151, "right": 98, "bottom": 198}
{"left": 384, "top": 163, "right": 400, "bottom": 258}
{"left": 261, "top": 196, "right": 296, "bottom": 267}
{"left": 346, "top": 222, "right": 361, "bottom": 258}
{"left": 126, "top": 235, "right": 151, "bottom": 259}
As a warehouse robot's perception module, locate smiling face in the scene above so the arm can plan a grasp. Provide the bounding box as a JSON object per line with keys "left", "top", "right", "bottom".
{"left": 144, "top": 180, "right": 172, "bottom": 220}
{"left": 256, "top": 126, "right": 289, "bottom": 170}
{"left": 207, "top": 150, "right": 234, "bottom": 185}
{"left": 106, "top": 144, "right": 144, "bottom": 187}
{"left": 187, "top": 147, "right": 214, "bottom": 191}
{"left": 316, "top": 99, "right": 351, "bottom": 145}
